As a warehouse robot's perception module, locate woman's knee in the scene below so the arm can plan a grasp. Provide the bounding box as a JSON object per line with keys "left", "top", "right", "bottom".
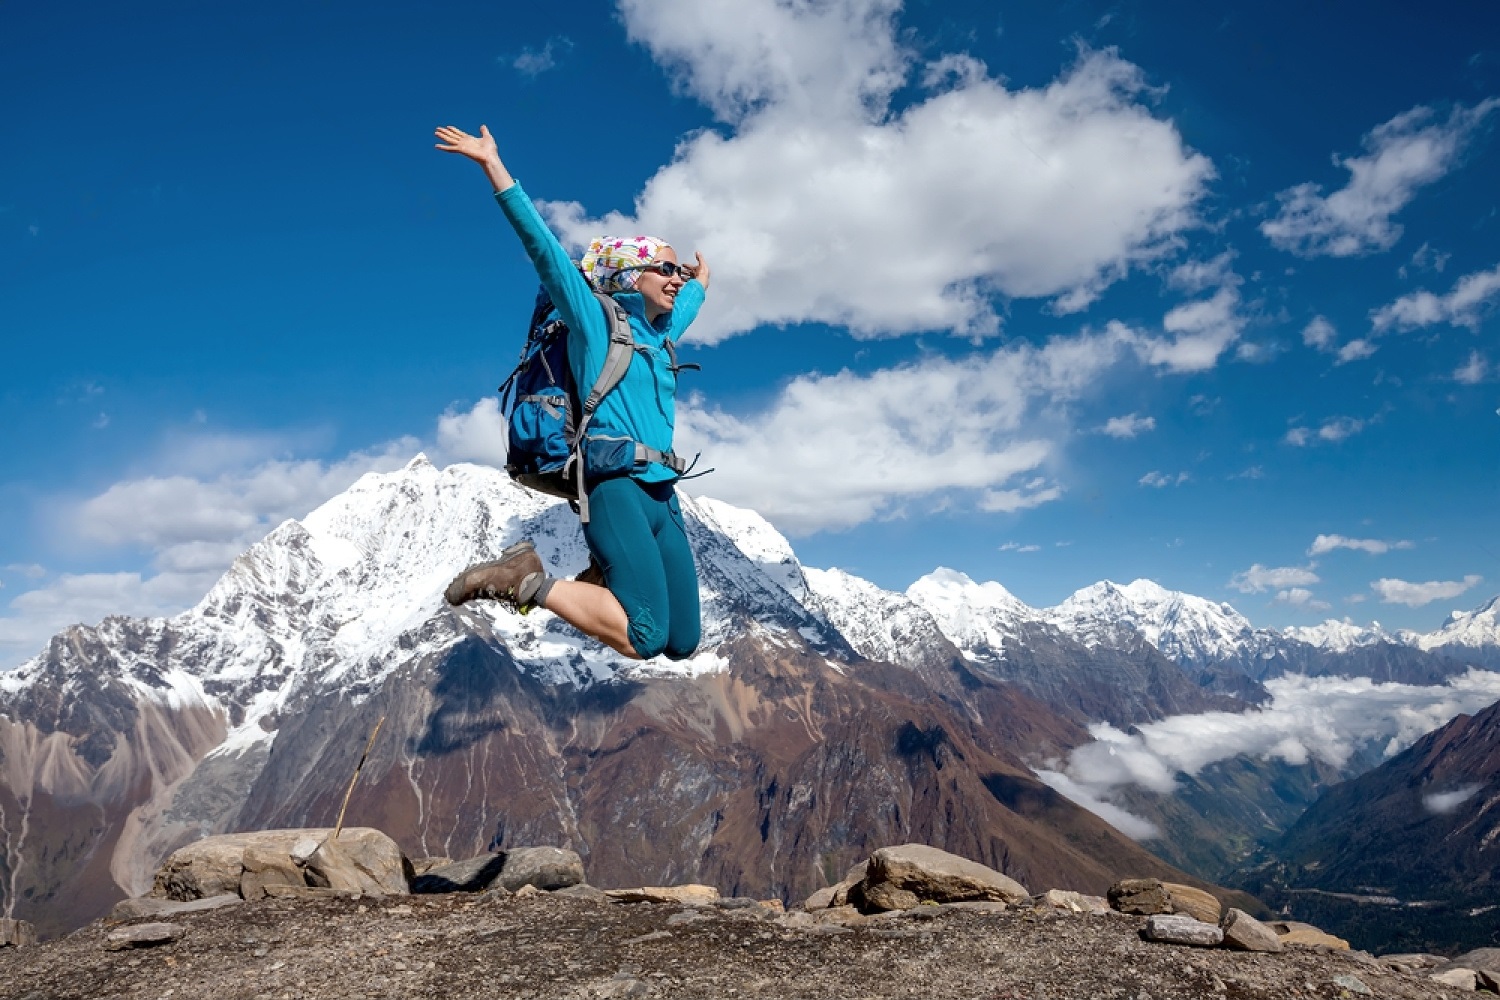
{"left": 626, "top": 608, "right": 670, "bottom": 660}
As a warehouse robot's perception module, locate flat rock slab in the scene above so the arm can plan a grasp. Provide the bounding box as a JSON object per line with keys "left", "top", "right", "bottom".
{"left": 1430, "top": 968, "right": 1478, "bottom": 990}
{"left": 1034, "top": 890, "right": 1109, "bottom": 915}
{"left": 1162, "top": 882, "right": 1221, "bottom": 925}
{"left": 110, "top": 894, "right": 243, "bottom": 922}
{"left": 1270, "top": 921, "right": 1349, "bottom": 950}
{"left": 866, "top": 844, "right": 1029, "bottom": 904}
{"left": 1219, "top": 908, "right": 1282, "bottom": 953}
{"left": 104, "top": 923, "right": 184, "bottom": 951}
{"left": 1142, "top": 914, "right": 1223, "bottom": 948}
{"left": 605, "top": 885, "right": 720, "bottom": 906}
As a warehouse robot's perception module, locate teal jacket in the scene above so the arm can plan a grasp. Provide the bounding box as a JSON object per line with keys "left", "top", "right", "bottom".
{"left": 495, "top": 183, "right": 705, "bottom": 484}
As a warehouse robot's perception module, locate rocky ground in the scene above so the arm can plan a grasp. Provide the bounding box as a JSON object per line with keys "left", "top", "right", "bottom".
{"left": 0, "top": 888, "right": 1481, "bottom": 1000}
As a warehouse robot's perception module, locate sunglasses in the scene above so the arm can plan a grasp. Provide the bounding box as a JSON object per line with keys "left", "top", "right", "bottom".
{"left": 622, "top": 261, "right": 693, "bottom": 279}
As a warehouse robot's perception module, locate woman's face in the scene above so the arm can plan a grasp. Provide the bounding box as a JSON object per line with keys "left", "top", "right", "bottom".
{"left": 634, "top": 246, "right": 687, "bottom": 320}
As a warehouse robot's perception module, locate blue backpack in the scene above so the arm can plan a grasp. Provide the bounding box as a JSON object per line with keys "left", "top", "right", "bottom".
{"left": 498, "top": 281, "right": 699, "bottom": 521}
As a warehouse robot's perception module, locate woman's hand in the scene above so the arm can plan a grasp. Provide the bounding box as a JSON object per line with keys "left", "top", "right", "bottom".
{"left": 434, "top": 124, "right": 514, "bottom": 193}
{"left": 689, "top": 251, "right": 711, "bottom": 290}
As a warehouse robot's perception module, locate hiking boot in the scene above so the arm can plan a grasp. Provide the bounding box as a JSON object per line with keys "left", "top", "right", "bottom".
{"left": 444, "top": 541, "right": 546, "bottom": 609}
{"left": 574, "top": 557, "right": 606, "bottom": 588}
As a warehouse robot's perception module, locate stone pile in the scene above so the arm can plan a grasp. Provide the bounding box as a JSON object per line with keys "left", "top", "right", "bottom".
{"left": 106, "top": 827, "right": 588, "bottom": 934}
{"left": 82, "top": 830, "right": 1500, "bottom": 993}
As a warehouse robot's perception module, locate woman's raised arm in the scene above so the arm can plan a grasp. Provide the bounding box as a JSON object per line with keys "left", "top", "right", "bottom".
{"left": 434, "top": 125, "right": 515, "bottom": 194}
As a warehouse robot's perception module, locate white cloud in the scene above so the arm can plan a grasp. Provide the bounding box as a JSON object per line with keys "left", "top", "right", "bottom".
{"left": 1275, "top": 587, "right": 1331, "bottom": 611}
{"left": 672, "top": 327, "right": 1136, "bottom": 533}
{"left": 510, "top": 36, "right": 573, "bottom": 77}
{"left": 999, "top": 541, "right": 1042, "bottom": 553}
{"left": 1100, "top": 413, "right": 1156, "bottom": 438}
{"left": 0, "top": 571, "right": 214, "bottom": 669}
{"left": 1454, "top": 351, "right": 1489, "bottom": 384}
{"left": 1371, "top": 262, "right": 1500, "bottom": 333}
{"left": 1138, "top": 470, "right": 1189, "bottom": 488}
{"left": 543, "top": 1, "right": 1214, "bottom": 343}
{"left": 1135, "top": 285, "right": 1246, "bottom": 373}
{"left": 1032, "top": 768, "right": 1160, "bottom": 840}
{"left": 1308, "top": 534, "right": 1413, "bottom": 556}
{"left": 436, "top": 396, "right": 511, "bottom": 468}
{"left": 3, "top": 564, "right": 46, "bottom": 580}
{"left": 1285, "top": 416, "right": 1366, "bottom": 446}
{"left": 1168, "top": 251, "right": 1238, "bottom": 295}
{"left": 1229, "top": 563, "right": 1319, "bottom": 593}
{"left": 1262, "top": 99, "right": 1500, "bottom": 257}
{"left": 1302, "top": 316, "right": 1337, "bottom": 350}
{"left": 979, "top": 481, "right": 1063, "bottom": 514}
{"left": 1, "top": 433, "right": 421, "bottom": 669}
{"left": 1335, "top": 338, "right": 1378, "bottom": 364}
{"left": 1422, "top": 784, "right": 1481, "bottom": 815}
{"left": 1372, "top": 575, "right": 1483, "bottom": 607}
{"left": 1053, "top": 671, "right": 1500, "bottom": 803}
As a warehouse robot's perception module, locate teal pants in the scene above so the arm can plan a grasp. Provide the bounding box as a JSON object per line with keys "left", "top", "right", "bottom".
{"left": 582, "top": 477, "right": 701, "bottom": 660}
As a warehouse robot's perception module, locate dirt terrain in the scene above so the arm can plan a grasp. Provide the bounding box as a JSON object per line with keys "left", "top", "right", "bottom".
{"left": 0, "top": 889, "right": 1476, "bottom": 1000}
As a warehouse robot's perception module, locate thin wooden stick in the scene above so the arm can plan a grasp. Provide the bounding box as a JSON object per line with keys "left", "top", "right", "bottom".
{"left": 333, "top": 715, "right": 385, "bottom": 840}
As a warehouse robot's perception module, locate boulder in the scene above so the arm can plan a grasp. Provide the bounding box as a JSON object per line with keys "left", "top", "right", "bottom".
{"left": 411, "top": 847, "right": 583, "bottom": 894}
{"left": 301, "top": 831, "right": 409, "bottom": 896}
{"left": 104, "top": 922, "right": 184, "bottom": 951}
{"left": 804, "top": 861, "right": 868, "bottom": 909}
{"left": 605, "top": 885, "right": 720, "bottom": 906}
{"left": 1142, "top": 913, "right": 1223, "bottom": 948}
{"left": 410, "top": 857, "right": 454, "bottom": 876}
{"left": 1162, "top": 883, "right": 1221, "bottom": 925}
{"left": 1478, "top": 969, "right": 1500, "bottom": 993}
{"left": 1108, "top": 878, "right": 1172, "bottom": 915}
{"left": 411, "top": 853, "right": 507, "bottom": 893}
{"left": 1378, "top": 953, "right": 1445, "bottom": 972}
{"left": 1218, "top": 908, "right": 1282, "bottom": 953}
{"left": 1449, "top": 949, "right": 1500, "bottom": 976}
{"left": 495, "top": 847, "right": 584, "bottom": 892}
{"left": 0, "top": 919, "right": 36, "bottom": 948}
{"left": 862, "top": 882, "right": 920, "bottom": 911}
{"left": 1269, "top": 921, "right": 1349, "bottom": 950}
{"left": 1430, "top": 968, "right": 1478, "bottom": 990}
{"left": 802, "top": 886, "right": 837, "bottom": 910}
{"left": 1033, "top": 889, "right": 1109, "bottom": 915}
{"left": 110, "top": 894, "right": 243, "bottom": 922}
{"left": 864, "top": 844, "right": 1029, "bottom": 905}
{"left": 239, "top": 845, "right": 306, "bottom": 900}
{"left": 152, "top": 828, "right": 408, "bottom": 901}
{"left": 554, "top": 884, "right": 610, "bottom": 903}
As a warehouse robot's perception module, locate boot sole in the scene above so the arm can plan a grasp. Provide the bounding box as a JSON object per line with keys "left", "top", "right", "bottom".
{"left": 444, "top": 540, "right": 538, "bottom": 606}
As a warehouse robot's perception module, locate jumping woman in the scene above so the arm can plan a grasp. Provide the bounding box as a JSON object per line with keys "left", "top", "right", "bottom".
{"left": 434, "top": 124, "right": 706, "bottom": 662}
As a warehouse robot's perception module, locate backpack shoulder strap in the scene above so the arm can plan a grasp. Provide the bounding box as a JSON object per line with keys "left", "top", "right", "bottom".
{"left": 580, "top": 292, "right": 636, "bottom": 417}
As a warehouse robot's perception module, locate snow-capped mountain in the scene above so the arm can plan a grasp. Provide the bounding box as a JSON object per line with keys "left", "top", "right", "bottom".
{"left": 1403, "top": 595, "right": 1500, "bottom": 669}
{"left": 0, "top": 457, "right": 1193, "bottom": 938}
{"left": 1283, "top": 619, "right": 1399, "bottom": 653}
{"left": 1048, "top": 579, "right": 1268, "bottom": 664}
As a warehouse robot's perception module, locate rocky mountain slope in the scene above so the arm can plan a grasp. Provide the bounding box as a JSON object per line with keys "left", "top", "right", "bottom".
{"left": 1233, "top": 696, "right": 1500, "bottom": 954}
{"left": 0, "top": 459, "right": 1208, "bottom": 938}
{"left": 0, "top": 888, "right": 1479, "bottom": 1000}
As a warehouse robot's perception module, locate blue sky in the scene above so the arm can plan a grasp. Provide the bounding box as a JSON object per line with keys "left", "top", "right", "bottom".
{"left": 3, "top": 0, "right": 1498, "bottom": 666}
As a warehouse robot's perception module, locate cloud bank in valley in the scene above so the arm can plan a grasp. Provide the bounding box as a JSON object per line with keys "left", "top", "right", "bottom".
{"left": 1035, "top": 670, "right": 1500, "bottom": 838}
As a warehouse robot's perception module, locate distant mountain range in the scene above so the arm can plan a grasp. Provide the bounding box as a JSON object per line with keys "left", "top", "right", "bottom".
{"left": 0, "top": 456, "right": 1496, "bottom": 939}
